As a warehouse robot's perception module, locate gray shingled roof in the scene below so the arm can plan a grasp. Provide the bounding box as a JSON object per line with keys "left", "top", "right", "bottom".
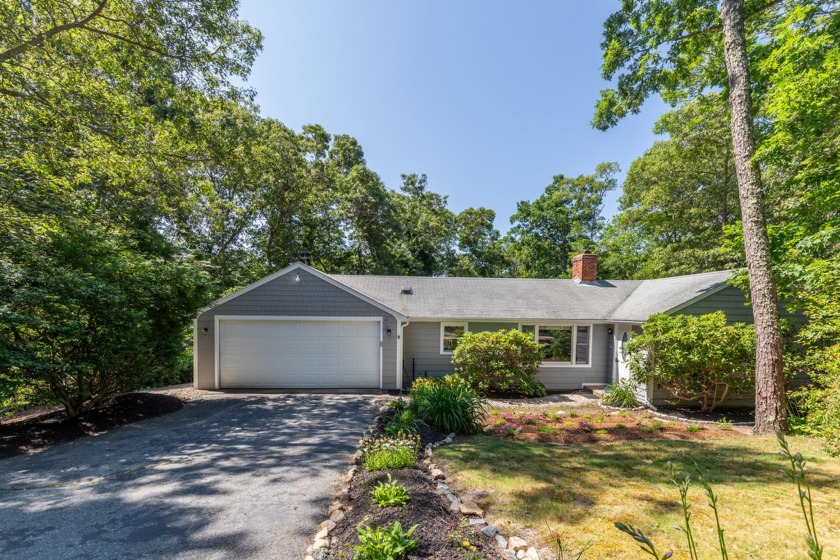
{"left": 330, "top": 270, "right": 733, "bottom": 323}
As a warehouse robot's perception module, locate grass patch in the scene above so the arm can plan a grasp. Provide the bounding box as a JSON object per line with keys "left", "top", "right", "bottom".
{"left": 435, "top": 436, "right": 840, "bottom": 559}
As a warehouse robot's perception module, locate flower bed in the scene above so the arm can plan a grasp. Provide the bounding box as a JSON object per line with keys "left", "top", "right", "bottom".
{"left": 484, "top": 408, "right": 744, "bottom": 443}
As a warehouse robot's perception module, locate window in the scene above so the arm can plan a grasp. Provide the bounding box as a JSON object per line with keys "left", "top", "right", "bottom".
{"left": 539, "top": 326, "right": 572, "bottom": 363}
{"left": 520, "top": 323, "right": 591, "bottom": 366}
{"left": 440, "top": 322, "right": 467, "bottom": 354}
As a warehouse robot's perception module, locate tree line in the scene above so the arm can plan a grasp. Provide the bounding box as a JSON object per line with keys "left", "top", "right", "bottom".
{"left": 1, "top": 0, "right": 838, "bottom": 444}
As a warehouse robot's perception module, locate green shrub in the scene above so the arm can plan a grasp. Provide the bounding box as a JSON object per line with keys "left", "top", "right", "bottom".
{"left": 384, "top": 410, "right": 420, "bottom": 436}
{"left": 539, "top": 425, "right": 558, "bottom": 435}
{"left": 625, "top": 312, "right": 755, "bottom": 411}
{"left": 371, "top": 474, "right": 410, "bottom": 507}
{"left": 601, "top": 382, "right": 639, "bottom": 408}
{"left": 409, "top": 375, "right": 485, "bottom": 435}
{"left": 388, "top": 398, "right": 408, "bottom": 412}
{"left": 362, "top": 434, "right": 420, "bottom": 471}
{"left": 686, "top": 424, "right": 704, "bottom": 433}
{"left": 353, "top": 521, "right": 418, "bottom": 560}
{"left": 451, "top": 329, "right": 546, "bottom": 397}
{"left": 640, "top": 421, "right": 663, "bottom": 433}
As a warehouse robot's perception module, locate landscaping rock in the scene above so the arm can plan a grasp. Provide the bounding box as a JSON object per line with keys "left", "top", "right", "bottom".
{"left": 459, "top": 500, "right": 484, "bottom": 516}
{"left": 495, "top": 534, "right": 508, "bottom": 549}
{"left": 304, "top": 556, "right": 315, "bottom": 560}
{"left": 481, "top": 525, "right": 498, "bottom": 538}
{"left": 428, "top": 463, "right": 437, "bottom": 471}
{"left": 351, "top": 450, "right": 363, "bottom": 464}
{"left": 319, "top": 519, "right": 336, "bottom": 531}
{"left": 448, "top": 433, "right": 456, "bottom": 439}
{"left": 430, "top": 468, "right": 445, "bottom": 480}
{"left": 329, "top": 510, "right": 345, "bottom": 523}
{"left": 327, "top": 502, "right": 342, "bottom": 515}
{"left": 444, "top": 491, "right": 457, "bottom": 502}
{"left": 313, "top": 537, "right": 330, "bottom": 550}
{"left": 525, "top": 547, "right": 540, "bottom": 560}
{"left": 435, "top": 482, "right": 450, "bottom": 494}
{"left": 448, "top": 498, "right": 462, "bottom": 513}
{"left": 314, "top": 527, "right": 329, "bottom": 541}
{"left": 312, "top": 547, "right": 329, "bottom": 560}
{"left": 502, "top": 551, "right": 516, "bottom": 560}
{"left": 508, "top": 536, "right": 528, "bottom": 551}
{"left": 468, "top": 518, "right": 487, "bottom": 525}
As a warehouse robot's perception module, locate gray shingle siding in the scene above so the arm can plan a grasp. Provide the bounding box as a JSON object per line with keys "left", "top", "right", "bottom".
{"left": 672, "top": 285, "right": 754, "bottom": 323}
{"left": 195, "top": 268, "right": 399, "bottom": 390}
{"left": 402, "top": 321, "right": 612, "bottom": 391}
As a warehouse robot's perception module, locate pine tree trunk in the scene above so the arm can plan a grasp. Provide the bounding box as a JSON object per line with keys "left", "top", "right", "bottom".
{"left": 720, "top": 0, "right": 787, "bottom": 434}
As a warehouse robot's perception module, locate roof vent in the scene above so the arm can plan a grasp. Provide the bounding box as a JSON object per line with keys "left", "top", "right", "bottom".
{"left": 400, "top": 286, "right": 413, "bottom": 295}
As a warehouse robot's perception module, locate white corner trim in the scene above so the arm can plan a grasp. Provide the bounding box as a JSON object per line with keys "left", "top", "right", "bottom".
{"left": 440, "top": 321, "right": 468, "bottom": 355}
{"left": 192, "top": 319, "right": 198, "bottom": 389}
{"left": 195, "top": 262, "right": 407, "bottom": 322}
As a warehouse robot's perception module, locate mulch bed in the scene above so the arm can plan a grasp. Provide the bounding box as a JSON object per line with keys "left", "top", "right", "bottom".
{"left": 0, "top": 392, "right": 184, "bottom": 460}
{"left": 326, "top": 466, "right": 506, "bottom": 560}
{"left": 484, "top": 409, "right": 744, "bottom": 444}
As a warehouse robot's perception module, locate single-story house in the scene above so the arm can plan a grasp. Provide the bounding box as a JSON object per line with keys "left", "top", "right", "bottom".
{"left": 193, "top": 252, "right": 756, "bottom": 406}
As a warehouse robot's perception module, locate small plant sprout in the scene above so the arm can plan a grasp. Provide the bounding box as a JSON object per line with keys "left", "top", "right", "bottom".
{"left": 371, "top": 474, "right": 410, "bottom": 507}
{"left": 613, "top": 522, "right": 672, "bottom": 559}
{"left": 686, "top": 424, "right": 704, "bottom": 433}
{"left": 689, "top": 459, "right": 729, "bottom": 560}
{"left": 716, "top": 416, "right": 734, "bottom": 430}
{"left": 670, "top": 463, "right": 699, "bottom": 560}
{"left": 778, "top": 432, "right": 823, "bottom": 560}
{"left": 547, "top": 523, "right": 593, "bottom": 560}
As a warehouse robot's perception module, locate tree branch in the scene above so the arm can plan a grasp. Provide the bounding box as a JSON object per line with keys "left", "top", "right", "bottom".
{"left": 673, "top": 0, "right": 785, "bottom": 43}
{"left": 0, "top": 0, "right": 108, "bottom": 64}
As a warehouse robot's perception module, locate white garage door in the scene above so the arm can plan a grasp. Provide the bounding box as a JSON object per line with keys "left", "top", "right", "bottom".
{"left": 218, "top": 319, "right": 381, "bottom": 388}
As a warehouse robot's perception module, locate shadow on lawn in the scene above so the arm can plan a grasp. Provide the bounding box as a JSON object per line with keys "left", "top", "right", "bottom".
{"left": 0, "top": 394, "right": 376, "bottom": 559}
{"left": 439, "top": 435, "right": 835, "bottom": 530}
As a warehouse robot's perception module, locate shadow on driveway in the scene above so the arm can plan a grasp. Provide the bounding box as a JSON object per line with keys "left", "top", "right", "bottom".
{"left": 0, "top": 393, "right": 378, "bottom": 559}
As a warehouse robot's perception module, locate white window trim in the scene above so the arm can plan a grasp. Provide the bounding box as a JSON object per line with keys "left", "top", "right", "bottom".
{"left": 518, "top": 322, "right": 594, "bottom": 368}
{"left": 440, "top": 321, "right": 469, "bottom": 355}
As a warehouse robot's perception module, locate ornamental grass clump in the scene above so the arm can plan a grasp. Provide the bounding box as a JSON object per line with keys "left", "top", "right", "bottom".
{"left": 602, "top": 382, "right": 640, "bottom": 408}
{"left": 408, "top": 375, "right": 485, "bottom": 435}
{"left": 362, "top": 433, "right": 421, "bottom": 471}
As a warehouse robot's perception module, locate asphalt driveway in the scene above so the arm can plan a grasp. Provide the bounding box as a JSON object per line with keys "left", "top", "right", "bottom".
{"left": 0, "top": 393, "right": 379, "bottom": 559}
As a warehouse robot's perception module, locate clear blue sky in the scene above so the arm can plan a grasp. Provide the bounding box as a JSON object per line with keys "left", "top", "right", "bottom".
{"left": 237, "top": 1, "right": 668, "bottom": 231}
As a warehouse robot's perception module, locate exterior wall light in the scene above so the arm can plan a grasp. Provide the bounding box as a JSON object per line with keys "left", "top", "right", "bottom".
{"left": 295, "top": 273, "right": 301, "bottom": 283}
{"left": 386, "top": 329, "right": 392, "bottom": 337}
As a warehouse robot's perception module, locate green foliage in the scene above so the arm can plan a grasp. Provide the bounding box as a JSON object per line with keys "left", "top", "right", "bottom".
{"left": 0, "top": 229, "right": 210, "bottom": 418}
{"left": 353, "top": 521, "right": 418, "bottom": 560}
{"left": 452, "top": 329, "right": 545, "bottom": 397}
{"left": 601, "top": 382, "right": 639, "bottom": 408}
{"left": 370, "top": 474, "right": 410, "bottom": 508}
{"left": 505, "top": 163, "right": 618, "bottom": 278}
{"left": 384, "top": 410, "right": 420, "bottom": 437}
{"left": 408, "top": 375, "right": 485, "bottom": 435}
{"left": 388, "top": 398, "right": 408, "bottom": 412}
{"left": 685, "top": 424, "right": 704, "bottom": 433}
{"left": 362, "top": 434, "right": 421, "bottom": 472}
{"left": 598, "top": 98, "right": 743, "bottom": 279}
{"left": 626, "top": 312, "right": 756, "bottom": 411}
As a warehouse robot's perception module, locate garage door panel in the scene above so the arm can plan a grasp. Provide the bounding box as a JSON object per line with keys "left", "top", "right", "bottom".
{"left": 219, "top": 319, "right": 380, "bottom": 388}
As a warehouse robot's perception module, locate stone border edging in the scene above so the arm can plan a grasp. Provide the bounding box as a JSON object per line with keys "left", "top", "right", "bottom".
{"left": 424, "top": 435, "right": 542, "bottom": 560}
{"left": 303, "top": 403, "right": 391, "bottom": 560}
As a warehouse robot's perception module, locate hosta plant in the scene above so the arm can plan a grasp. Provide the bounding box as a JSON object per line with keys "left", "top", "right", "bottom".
{"left": 371, "top": 474, "right": 410, "bottom": 507}
{"left": 353, "top": 521, "right": 418, "bottom": 560}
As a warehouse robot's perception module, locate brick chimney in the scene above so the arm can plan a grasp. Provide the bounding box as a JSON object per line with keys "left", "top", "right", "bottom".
{"left": 571, "top": 251, "right": 598, "bottom": 283}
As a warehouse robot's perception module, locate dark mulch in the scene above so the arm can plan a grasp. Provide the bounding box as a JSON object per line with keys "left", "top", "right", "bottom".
{"left": 327, "top": 465, "right": 506, "bottom": 560}
{"left": 655, "top": 406, "right": 755, "bottom": 424}
{"left": 0, "top": 393, "right": 184, "bottom": 460}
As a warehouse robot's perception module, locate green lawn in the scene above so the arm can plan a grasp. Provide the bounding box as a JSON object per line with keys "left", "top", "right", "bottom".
{"left": 436, "top": 435, "right": 839, "bottom": 559}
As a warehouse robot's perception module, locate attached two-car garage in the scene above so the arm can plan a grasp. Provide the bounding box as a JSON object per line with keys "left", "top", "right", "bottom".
{"left": 217, "top": 318, "right": 382, "bottom": 389}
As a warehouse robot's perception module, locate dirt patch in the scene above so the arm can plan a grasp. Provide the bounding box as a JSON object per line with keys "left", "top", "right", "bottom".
{"left": 484, "top": 409, "right": 744, "bottom": 444}
{"left": 0, "top": 392, "right": 184, "bottom": 460}
{"left": 326, "top": 465, "right": 506, "bottom": 559}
